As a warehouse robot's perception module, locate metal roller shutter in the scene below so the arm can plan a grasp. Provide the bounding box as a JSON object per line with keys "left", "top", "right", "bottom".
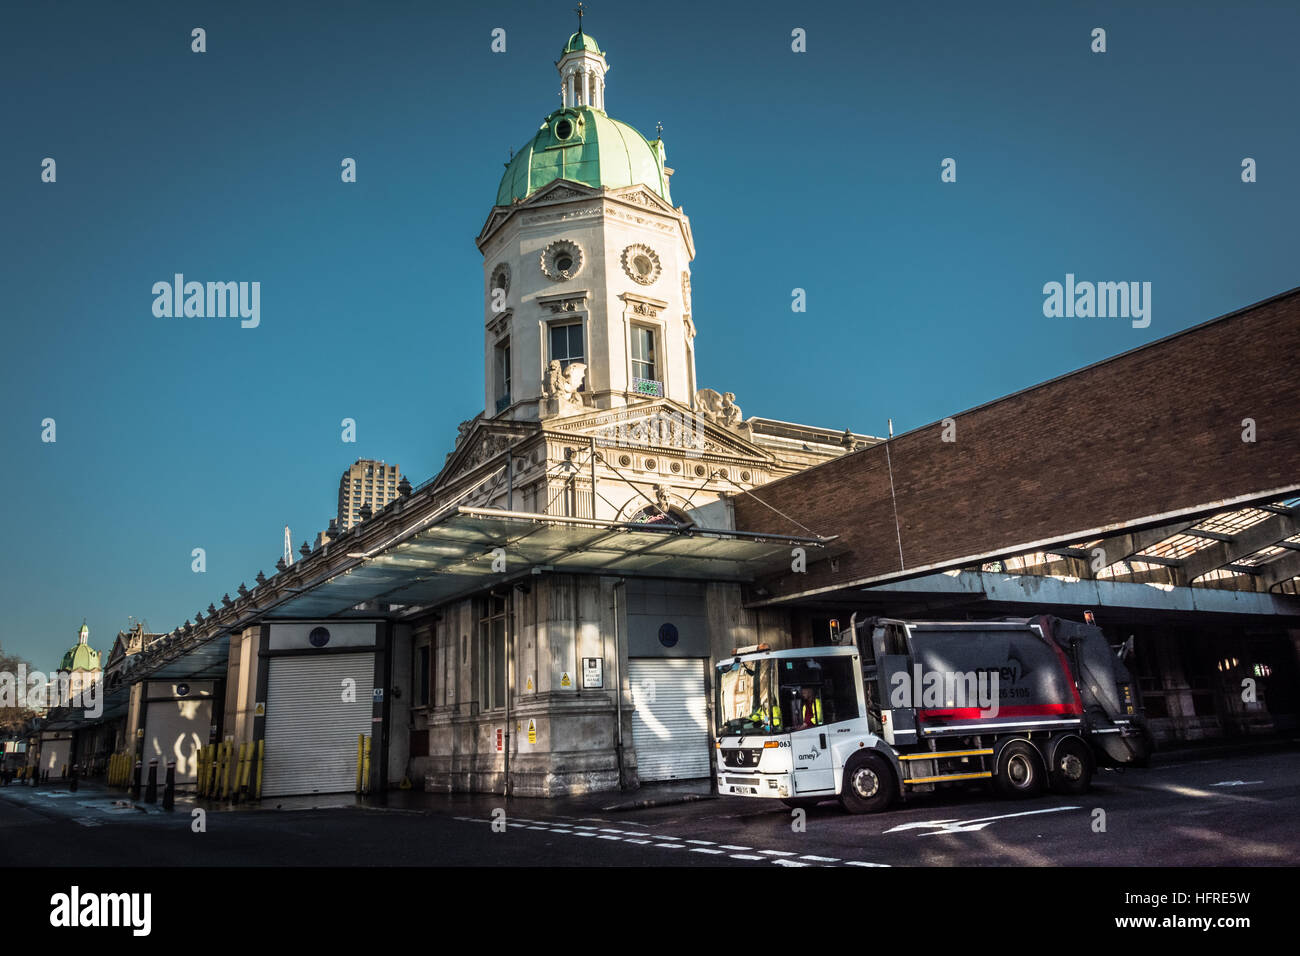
{"left": 143, "top": 698, "right": 212, "bottom": 786}
{"left": 629, "top": 658, "right": 712, "bottom": 781}
{"left": 42, "top": 739, "right": 71, "bottom": 777}
{"left": 262, "top": 654, "right": 374, "bottom": 797}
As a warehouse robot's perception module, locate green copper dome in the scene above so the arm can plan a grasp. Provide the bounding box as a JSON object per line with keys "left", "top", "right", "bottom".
{"left": 497, "top": 107, "right": 670, "bottom": 206}
{"left": 562, "top": 31, "right": 602, "bottom": 55}
{"left": 60, "top": 642, "right": 100, "bottom": 672}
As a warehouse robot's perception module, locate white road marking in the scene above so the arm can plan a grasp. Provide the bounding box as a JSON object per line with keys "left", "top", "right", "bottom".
{"left": 526, "top": 826, "right": 548, "bottom": 830}
{"left": 884, "top": 806, "right": 1081, "bottom": 835}
{"left": 759, "top": 849, "right": 797, "bottom": 856}
{"left": 771, "top": 858, "right": 810, "bottom": 867}
{"left": 573, "top": 832, "right": 597, "bottom": 837}
{"left": 730, "top": 853, "right": 766, "bottom": 861}
{"left": 1211, "top": 780, "right": 1263, "bottom": 787}
{"left": 625, "top": 839, "right": 652, "bottom": 845}
{"left": 598, "top": 828, "right": 629, "bottom": 834}
{"left": 845, "top": 861, "right": 891, "bottom": 868}
{"left": 655, "top": 843, "right": 685, "bottom": 849}
{"left": 598, "top": 835, "right": 623, "bottom": 841}
{"left": 719, "top": 844, "right": 752, "bottom": 850}
{"left": 799, "top": 854, "right": 840, "bottom": 862}
{"left": 690, "top": 847, "right": 725, "bottom": 855}
{"left": 684, "top": 839, "right": 716, "bottom": 845}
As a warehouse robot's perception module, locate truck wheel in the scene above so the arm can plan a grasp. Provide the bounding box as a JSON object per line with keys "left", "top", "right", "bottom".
{"left": 839, "top": 754, "right": 894, "bottom": 814}
{"left": 1048, "top": 738, "right": 1093, "bottom": 795}
{"left": 994, "top": 740, "right": 1044, "bottom": 798}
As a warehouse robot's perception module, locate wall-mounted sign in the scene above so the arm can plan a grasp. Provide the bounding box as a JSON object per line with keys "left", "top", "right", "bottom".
{"left": 254, "top": 702, "right": 265, "bottom": 717}
{"left": 560, "top": 672, "right": 572, "bottom": 688}
{"left": 372, "top": 688, "right": 384, "bottom": 703}
{"left": 495, "top": 728, "right": 504, "bottom": 752}
{"left": 582, "top": 657, "right": 603, "bottom": 689}
{"left": 658, "top": 623, "right": 679, "bottom": 648}
{"left": 527, "top": 719, "right": 537, "bottom": 745}
{"left": 309, "top": 626, "right": 331, "bottom": 647}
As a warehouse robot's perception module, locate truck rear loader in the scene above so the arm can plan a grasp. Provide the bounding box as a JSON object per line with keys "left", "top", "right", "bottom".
{"left": 714, "top": 615, "right": 1151, "bottom": 813}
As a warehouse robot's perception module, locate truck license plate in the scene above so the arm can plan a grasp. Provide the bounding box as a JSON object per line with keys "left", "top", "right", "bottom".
{"left": 732, "top": 784, "right": 757, "bottom": 795}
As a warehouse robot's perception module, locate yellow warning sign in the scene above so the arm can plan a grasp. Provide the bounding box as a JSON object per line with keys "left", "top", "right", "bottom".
{"left": 526, "top": 676, "right": 533, "bottom": 692}
{"left": 527, "top": 719, "right": 537, "bottom": 745}
{"left": 254, "top": 702, "right": 266, "bottom": 717}
{"left": 560, "top": 672, "right": 572, "bottom": 688}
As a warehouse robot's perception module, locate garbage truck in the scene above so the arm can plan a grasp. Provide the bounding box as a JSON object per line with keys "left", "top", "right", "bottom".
{"left": 714, "top": 615, "right": 1151, "bottom": 813}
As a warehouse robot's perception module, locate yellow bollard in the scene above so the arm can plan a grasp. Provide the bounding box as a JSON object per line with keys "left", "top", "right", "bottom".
{"left": 221, "top": 741, "right": 233, "bottom": 799}
{"left": 356, "top": 734, "right": 364, "bottom": 793}
{"left": 235, "top": 742, "right": 248, "bottom": 801}
{"left": 239, "top": 741, "right": 252, "bottom": 796}
{"left": 361, "top": 735, "right": 372, "bottom": 795}
{"left": 255, "top": 739, "right": 264, "bottom": 800}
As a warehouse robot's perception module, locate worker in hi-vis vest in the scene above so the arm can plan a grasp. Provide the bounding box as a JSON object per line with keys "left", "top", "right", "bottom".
{"left": 749, "top": 703, "right": 781, "bottom": 730}
{"left": 796, "top": 686, "right": 823, "bottom": 729}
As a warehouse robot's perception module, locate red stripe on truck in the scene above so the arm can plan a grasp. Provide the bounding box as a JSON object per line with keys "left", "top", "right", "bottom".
{"left": 917, "top": 703, "right": 1082, "bottom": 721}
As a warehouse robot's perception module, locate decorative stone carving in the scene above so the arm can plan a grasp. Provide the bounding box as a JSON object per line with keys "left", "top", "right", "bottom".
{"left": 455, "top": 417, "right": 476, "bottom": 446}
{"left": 622, "top": 243, "right": 662, "bottom": 285}
{"left": 548, "top": 298, "right": 584, "bottom": 314}
{"left": 681, "top": 271, "right": 692, "bottom": 311}
{"left": 540, "top": 239, "right": 584, "bottom": 281}
{"left": 490, "top": 262, "right": 510, "bottom": 294}
{"left": 590, "top": 407, "right": 712, "bottom": 451}
{"left": 542, "top": 360, "right": 588, "bottom": 418}
{"left": 696, "top": 388, "right": 753, "bottom": 438}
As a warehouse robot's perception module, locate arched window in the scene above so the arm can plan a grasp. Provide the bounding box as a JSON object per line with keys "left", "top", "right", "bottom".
{"left": 627, "top": 505, "right": 691, "bottom": 527}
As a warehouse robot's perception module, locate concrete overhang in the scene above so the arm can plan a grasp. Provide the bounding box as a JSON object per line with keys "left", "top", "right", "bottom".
{"left": 266, "top": 506, "right": 830, "bottom": 620}
{"left": 864, "top": 570, "right": 1300, "bottom": 622}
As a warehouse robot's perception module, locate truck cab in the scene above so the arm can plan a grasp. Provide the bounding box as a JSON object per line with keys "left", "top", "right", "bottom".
{"left": 714, "top": 646, "right": 884, "bottom": 805}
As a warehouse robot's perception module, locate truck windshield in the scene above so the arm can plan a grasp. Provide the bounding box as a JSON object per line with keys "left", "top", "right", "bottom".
{"left": 716, "top": 659, "right": 780, "bottom": 735}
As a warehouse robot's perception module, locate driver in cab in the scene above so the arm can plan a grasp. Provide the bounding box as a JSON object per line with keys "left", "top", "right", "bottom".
{"left": 795, "top": 686, "right": 823, "bottom": 730}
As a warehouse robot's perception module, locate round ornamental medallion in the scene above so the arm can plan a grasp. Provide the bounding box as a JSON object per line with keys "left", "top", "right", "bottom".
{"left": 490, "top": 262, "right": 510, "bottom": 295}
{"left": 541, "top": 240, "right": 584, "bottom": 281}
{"left": 621, "top": 244, "right": 661, "bottom": 285}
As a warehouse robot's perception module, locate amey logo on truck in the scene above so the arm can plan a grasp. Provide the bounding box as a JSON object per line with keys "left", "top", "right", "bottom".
{"left": 889, "top": 667, "right": 1001, "bottom": 717}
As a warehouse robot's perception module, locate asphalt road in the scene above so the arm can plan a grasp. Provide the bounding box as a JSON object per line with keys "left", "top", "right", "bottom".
{"left": 2, "top": 750, "right": 1295, "bottom": 867}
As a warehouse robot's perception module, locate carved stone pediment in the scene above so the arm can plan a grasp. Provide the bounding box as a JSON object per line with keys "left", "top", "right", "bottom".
{"left": 545, "top": 399, "right": 772, "bottom": 461}
{"left": 609, "top": 185, "right": 680, "bottom": 217}
{"left": 437, "top": 419, "right": 539, "bottom": 487}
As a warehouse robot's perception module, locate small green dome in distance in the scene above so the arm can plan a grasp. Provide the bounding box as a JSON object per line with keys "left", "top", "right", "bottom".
{"left": 60, "top": 642, "right": 101, "bottom": 673}
{"left": 562, "top": 32, "right": 602, "bottom": 56}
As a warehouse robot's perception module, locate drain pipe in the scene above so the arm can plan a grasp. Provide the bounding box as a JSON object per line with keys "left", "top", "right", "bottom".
{"left": 504, "top": 588, "right": 513, "bottom": 799}
{"left": 613, "top": 579, "right": 626, "bottom": 790}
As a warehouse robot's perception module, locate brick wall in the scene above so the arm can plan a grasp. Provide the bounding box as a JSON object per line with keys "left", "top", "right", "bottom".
{"left": 736, "top": 287, "right": 1300, "bottom": 600}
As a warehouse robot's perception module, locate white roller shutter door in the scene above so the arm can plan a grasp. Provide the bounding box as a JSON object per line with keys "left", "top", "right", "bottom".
{"left": 143, "top": 698, "right": 212, "bottom": 785}
{"left": 262, "top": 654, "right": 374, "bottom": 797}
{"left": 629, "top": 658, "right": 712, "bottom": 781}
{"left": 42, "top": 739, "right": 71, "bottom": 777}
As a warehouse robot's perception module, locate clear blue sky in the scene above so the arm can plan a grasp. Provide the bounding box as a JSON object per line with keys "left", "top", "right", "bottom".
{"left": 2, "top": 0, "right": 1296, "bottom": 666}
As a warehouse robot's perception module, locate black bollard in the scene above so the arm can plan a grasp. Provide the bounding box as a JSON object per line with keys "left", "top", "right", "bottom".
{"left": 130, "top": 760, "right": 142, "bottom": 800}
{"left": 69, "top": 764, "right": 79, "bottom": 792}
{"left": 162, "top": 761, "right": 175, "bottom": 811}
{"left": 144, "top": 758, "right": 158, "bottom": 804}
